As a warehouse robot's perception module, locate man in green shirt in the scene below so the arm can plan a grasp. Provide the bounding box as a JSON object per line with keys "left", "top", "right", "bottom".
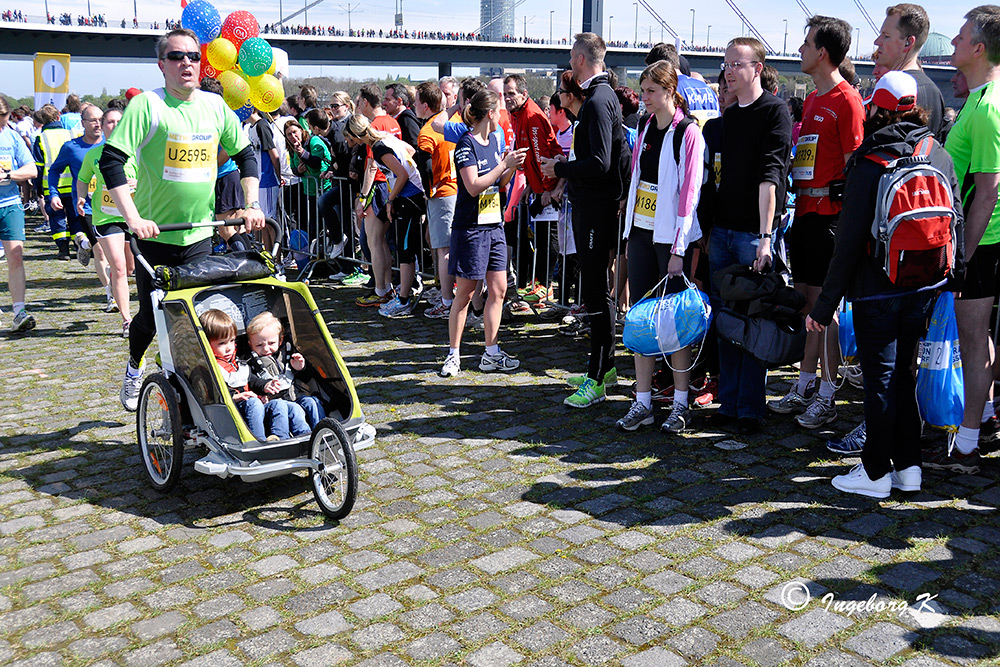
{"left": 930, "top": 5, "right": 1000, "bottom": 473}
{"left": 100, "top": 28, "right": 264, "bottom": 411}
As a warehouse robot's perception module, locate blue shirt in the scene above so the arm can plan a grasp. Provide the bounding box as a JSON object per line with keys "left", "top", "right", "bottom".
{"left": 0, "top": 126, "right": 32, "bottom": 208}
{"left": 678, "top": 74, "right": 720, "bottom": 124}
{"left": 443, "top": 121, "right": 507, "bottom": 152}
{"left": 61, "top": 112, "right": 82, "bottom": 134}
{"left": 49, "top": 136, "right": 103, "bottom": 214}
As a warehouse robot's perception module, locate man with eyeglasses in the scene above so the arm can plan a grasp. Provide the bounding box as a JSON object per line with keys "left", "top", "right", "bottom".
{"left": 710, "top": 37, "right": 793, "bottom": 435}
{"left": 0, "top": 95, "right": 38, "bottom": 332}
{"left": 100, "top": 28, "right": 263, "bottom": 411}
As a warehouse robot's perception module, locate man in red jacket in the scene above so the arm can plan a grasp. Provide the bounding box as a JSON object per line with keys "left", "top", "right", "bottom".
{"left": 503, "top": 74, "right": 563, "bottom": 302}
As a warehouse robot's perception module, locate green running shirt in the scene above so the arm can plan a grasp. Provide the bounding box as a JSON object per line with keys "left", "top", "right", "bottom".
{"left": 78, "top": 142, "right": 137, "bottom": 228}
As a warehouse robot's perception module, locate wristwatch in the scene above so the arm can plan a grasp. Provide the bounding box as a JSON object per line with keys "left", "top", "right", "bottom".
{"left": 248, "top": 201, "right": 261, "bottom": 210}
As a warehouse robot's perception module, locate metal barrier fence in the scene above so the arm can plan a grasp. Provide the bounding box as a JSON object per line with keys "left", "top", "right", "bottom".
{"left": 272, "top": 175, "right": 620, "bottom": 321}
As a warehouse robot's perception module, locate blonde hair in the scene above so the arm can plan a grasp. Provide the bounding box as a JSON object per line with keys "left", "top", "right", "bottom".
{"left": 246, "top": 312, "right": 282, "bottom": 339}
{"left": 199, "top": 309, "right": 237, "bottom": 342}
{"left": 330, "top": 91, "right": 354, "bottom": 113}
{"left": 345, "top": 113, "right": 385, "bottom": 145}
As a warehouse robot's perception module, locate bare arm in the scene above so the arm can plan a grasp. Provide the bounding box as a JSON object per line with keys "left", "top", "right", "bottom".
{"left": 754, "top": 182, "right": 777, "bottom": 271}
{"left": 964, "top": 172, "right": 1000, "bottom": 258}
{"left": 458, "top": 148, "right": 527, "bottom": 196}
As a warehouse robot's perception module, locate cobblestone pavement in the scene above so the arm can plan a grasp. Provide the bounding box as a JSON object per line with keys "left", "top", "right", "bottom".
{"left": 1, "top": 226, "right": 999, "bottom": 667}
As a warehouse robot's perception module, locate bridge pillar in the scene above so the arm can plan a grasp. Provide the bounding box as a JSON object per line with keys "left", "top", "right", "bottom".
{"left": 438, "top": 62, "right": 452, "bottom": 78}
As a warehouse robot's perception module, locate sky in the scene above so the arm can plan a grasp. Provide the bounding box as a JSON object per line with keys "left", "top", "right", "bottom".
{"left": 0, "top": 0, "right": 967, "bottom": 97}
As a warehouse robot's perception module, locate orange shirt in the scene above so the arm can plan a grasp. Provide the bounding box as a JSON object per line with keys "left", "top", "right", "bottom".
{"left": 417, "top": 112, "right": 459, "bottom": 198}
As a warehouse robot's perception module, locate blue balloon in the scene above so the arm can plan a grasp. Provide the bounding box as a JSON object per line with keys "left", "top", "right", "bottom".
{"left": 234, "top": 101, "right": 254, "bottom": 121}
{"left": 181, "top": 0, "right": 222, "bottom": 45}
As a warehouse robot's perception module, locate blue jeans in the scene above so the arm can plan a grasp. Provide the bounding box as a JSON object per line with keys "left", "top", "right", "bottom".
{"left": 238, "top": 396, "right": 268, "bottom": 441}
{"left": 709, "top": 226, "right": 767, "bottom": 420}
{"left": 266, "top": 398, "right": 311, "bottom": 439}
{"left": 854, "top": 292, "right": 935, "bottom": 479}
{"left": 296, "top": 395, "right": 326, "bottom": 429}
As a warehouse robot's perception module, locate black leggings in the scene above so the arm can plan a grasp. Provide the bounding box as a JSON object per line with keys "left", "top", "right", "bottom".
{"left": 392, "top": 195, "right": 425, "bottom": 265}
{"left": 572, "top": 198, "right": 618, "bottom": 382}
{"left": 129, "top": 237, "right": 213, "bottom": 365}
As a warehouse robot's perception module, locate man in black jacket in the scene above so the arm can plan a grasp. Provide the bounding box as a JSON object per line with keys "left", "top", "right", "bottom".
{"left": 541, "top": 32, "right": 624, "bottom": 409}
{"left": 384, "top": 83, "right": 421, "bottom": 149}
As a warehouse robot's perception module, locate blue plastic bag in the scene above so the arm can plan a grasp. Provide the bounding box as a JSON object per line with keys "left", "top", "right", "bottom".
{"left": 623, "top": 276, "right": 712, "bottom": 357}
{"left": 839, "top": 299, "right": 857, "bottom": 362}
{"left": 916, "top": 292, "right": 964, "bottom": 433}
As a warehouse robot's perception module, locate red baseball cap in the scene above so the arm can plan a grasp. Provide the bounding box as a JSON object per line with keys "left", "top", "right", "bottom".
{"left": 125, "top": 87, "right": 142, "bottom": 102}
{"left": 863, "top": 71, "right": 917, "bottom": 112}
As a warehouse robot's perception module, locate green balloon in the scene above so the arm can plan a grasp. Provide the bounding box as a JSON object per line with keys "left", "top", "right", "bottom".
{"left": 238, "top": 37, "right": 273, "bottom": 77}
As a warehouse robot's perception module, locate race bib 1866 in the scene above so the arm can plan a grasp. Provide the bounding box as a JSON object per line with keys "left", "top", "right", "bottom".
{"left": 163, "top": 132, "right": 215, "bottom": 183}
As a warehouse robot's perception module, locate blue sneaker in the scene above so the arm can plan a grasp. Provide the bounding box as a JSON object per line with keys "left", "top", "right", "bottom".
{"left": 827, "top": 421, "right": 866, "bottom": 455}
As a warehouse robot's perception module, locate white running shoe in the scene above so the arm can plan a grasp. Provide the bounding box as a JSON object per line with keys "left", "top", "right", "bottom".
{"left": 440, "top": 353, "right": 461, "bottom": 377}
{"left": 120, "top": 359, "right": 145, "bottom": 412}
{"left": 479, "top": 349, "right": 519, "bottom": 372}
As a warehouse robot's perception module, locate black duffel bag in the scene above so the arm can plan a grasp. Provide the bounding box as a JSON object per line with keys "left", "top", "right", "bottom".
{"left": 714, "top": 307, "right": 807, "bottom": 369}
{"left": 713, "top": 263, "right": 807, "bottom": 369}
{"left": 153, "top": 250, "right": 276, "bottom": 291}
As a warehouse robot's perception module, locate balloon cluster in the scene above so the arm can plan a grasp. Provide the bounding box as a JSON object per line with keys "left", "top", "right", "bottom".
{"left": 181, "top": 0, "right": 283, "bottom": 117}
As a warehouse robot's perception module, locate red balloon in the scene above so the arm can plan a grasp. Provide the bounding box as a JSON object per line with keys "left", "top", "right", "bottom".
{"left": 220, "top": 11, "right": 260, "bottom": 50}
{"left": 181, "top": 0, "right": 188, "bottom": 7}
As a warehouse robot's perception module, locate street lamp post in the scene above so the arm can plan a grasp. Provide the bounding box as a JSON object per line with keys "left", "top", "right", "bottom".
{"left": 783, "top": 19, "right": 788, "bottom": 54}
{"left": 609, "top": 15, "right": 613, "bottom": 42}
{"left": 634, "top": 3, "right": 638, "bottom": 46}
{"left": 568, "top": 0, "right": 572, "bottom": 42}
{"left": 550, "top": 10, "right": 554, "bottom": 43}
{"left": 707, "top": 25, "right": 711, "bottom": 49}
{"left": 690, "top": 9, "right": 695, "bottom": 47}
{"left": 855, "top": 27, "right": 860, "bottom": 59}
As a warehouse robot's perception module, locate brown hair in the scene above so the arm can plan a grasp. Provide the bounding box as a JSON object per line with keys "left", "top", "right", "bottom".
{"left": 38, "top": 104, "right": 60, "bottom": 125}
{"left": 416, "top": 81, "right": 442, "bottom": 112}
{"left": 863, "top": 105, "right": 930, "bottom": 136}
{"left": 462, "top": 90, "right": 500, "bottom": 127}
{"left": 639, "top": 61, "right": 688, "bottom": 116}
{"left": 155, "top": 28, "right": 199, "bottom": 59}
{"left": 727, "top": 37, "right": 767, "bottom": 65}
{"left": 886, "top": 4, "right": 930, "bottom": 51}
{"left": 0, "top": 97, "right": 9, "bottom": 116}
{"left": 246, "top": 312, "right": 282, "bottom": 339}
{"left": 559, "top": 70, "right": 584, "bottom": 100}
{"left": 299, "top": 84, "right": 318, "bottom": 109}
{"left": 199, "top": 309, "right": 237, "bottom": 342}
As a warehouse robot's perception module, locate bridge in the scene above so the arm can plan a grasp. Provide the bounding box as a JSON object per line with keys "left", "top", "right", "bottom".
{"left": 0, "top": 22, "right": 957, "bottom": 103}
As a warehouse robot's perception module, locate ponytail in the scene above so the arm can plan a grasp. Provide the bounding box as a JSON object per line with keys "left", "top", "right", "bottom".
{"left": 463, "top": 90, "right": 500, "bottom": 127}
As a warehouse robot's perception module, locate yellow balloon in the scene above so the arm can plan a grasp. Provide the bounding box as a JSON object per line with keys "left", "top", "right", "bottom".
{"left": 207, "top": 37, "right": 238, "bottom": 72}
{"left": 217, "top": 70, "right": 250, "bottom": 110}
{"left": 250, "top": 73, "right": 284, "bottom": 113}
{"left": 265, "top": 58, "right": 276, "bottom": 76}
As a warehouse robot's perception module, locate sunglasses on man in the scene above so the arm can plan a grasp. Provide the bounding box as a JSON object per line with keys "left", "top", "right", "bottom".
{"left": 163, "top": 51, "right": 201, "bottom": 62}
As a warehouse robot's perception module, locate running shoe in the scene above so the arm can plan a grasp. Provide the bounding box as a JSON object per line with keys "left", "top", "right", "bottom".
{"left": 120, "top": 359, "right": 145, "bottom": 412}
{"left": 768, "top": 386, "right": 814, "bottom": 415}
{"left": 325, "top": 233, "right": 347, "bottom": 259}
{"left": 379, "top": 295, "right": 415, "bottom": 318}
{"left": 838, "top": 364, "right": 865, "bottom": 390}
{"left": 122, "top": 320, "right": 131, "bottom": 339}
{"left": 440, "top": 353, "right": 461, "bottom": 377}
{"left": 508, "top": 300, "right": 532, "bottom": 315}
{"left": 341, "top": 268, "right": 370, "bottom": 286}
{"left": 423, "top": 287, "right": 442, "bottom": 307}
{"left": 650, "top": 369, "right": 673, "bottom": 405}
{"left": 831, "top": 463, "right": 891, "bottom": 499}
{"left": 11, "top": 309, "right": 35, "bottom": 333}
{"left": 616, "top": 400, "right": 654, "bottom": 431}
{"left": 693, "top": 378, "right": 718, "bottom": 407}
{"left": 56, "top": 249, "right": 71, "bottom": 261}
{"left": 979, "top": 415, "right": 1000, "bottom": 445}
{"left": 479, "top": 348, "right": 519, "bottom": 372}
{"left": 356, "top": 291, "right": 394, "bottom": 307}
{"left": 567, "top": 367, "right": 617, "bottom": 387}
{"left": 661, "top": 403, "right": 691, "bottom": 433}
{"left": 34, "top": 222, "right": 50, "bottom": 233}
{"left": 796, "top": 395, "right": 838, "bottom": 429}
{"left": 922, "top": 446, "right": 981, "bottom": 474}
{"left": 75, "top": 233, "right": 91, "bottom": 267}
{"left": 0, "top": 244, "right": 5, "bottom": 261}
{"left": 105, "top": 294, "right": 119, "bottom": 313}
{"left": 890, "top": 465, "right": 921, "bottom": 492}
{"left": 424, "top": 302, "right": 451, "bottom": 319}
{"left": 466, "top": 312, "right": 484, "bottom": 330}
{"left": 827, "top": 421, "right": 866, "bottom": 455}
{"left": 330, "top": 268, "right": 349, "bottom": 281}
{"left": 523, "top": 284, "right": 553, "bottom": 304}
{"left": 564, "top": 377, "right": 606, "bottom": 408}
{"left": 559, "top": 318, "right": 589, "bottom": 337}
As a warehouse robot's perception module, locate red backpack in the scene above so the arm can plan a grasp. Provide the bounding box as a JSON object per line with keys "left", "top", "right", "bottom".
{"left": 865, "top": 135, "right": 958, "bottom": 289}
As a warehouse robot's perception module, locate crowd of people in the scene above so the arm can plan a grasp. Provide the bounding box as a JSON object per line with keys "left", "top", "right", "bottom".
{"left": 1, "top": 3, "right": 996, "bottom": 502}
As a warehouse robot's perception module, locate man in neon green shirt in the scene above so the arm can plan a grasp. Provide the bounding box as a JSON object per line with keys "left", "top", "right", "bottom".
{"left": 101, "top": 28, "right": 264, "bottom": 411}
{"left": 930, "top": 6, "right": 1000, "bottom": 472}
